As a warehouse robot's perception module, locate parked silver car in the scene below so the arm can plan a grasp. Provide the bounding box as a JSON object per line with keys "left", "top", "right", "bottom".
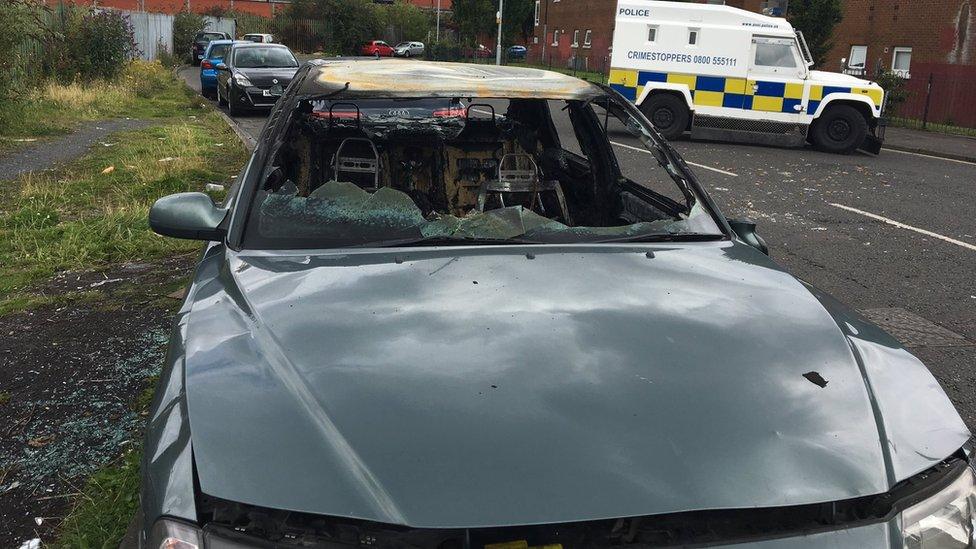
{"left": 393, "top": 40, "right": 425, "bottom": 57}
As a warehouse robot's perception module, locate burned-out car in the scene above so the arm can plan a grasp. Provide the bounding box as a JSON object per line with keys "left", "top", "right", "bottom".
{"left": 142, "top": 60, "right": 974, "bottom": 548}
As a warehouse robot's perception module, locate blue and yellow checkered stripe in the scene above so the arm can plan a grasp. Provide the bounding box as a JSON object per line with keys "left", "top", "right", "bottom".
{"left": 609, "top": 69, "right": 883, "bottom": 115}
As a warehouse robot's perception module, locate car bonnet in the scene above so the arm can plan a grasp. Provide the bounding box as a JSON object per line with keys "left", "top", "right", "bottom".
{"left": 180, "top": 241, "right": 969, "bottom": 528}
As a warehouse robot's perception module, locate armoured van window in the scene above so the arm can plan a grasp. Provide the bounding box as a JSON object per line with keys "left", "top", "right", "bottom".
{"left": 688, "top": 29, "right": 699, "bottom": 46}
{"left": 754, "top": 42, "right": 797, "bottom": 68}
{"left": 647, "top": 26, "right": 658, "bottom": 43}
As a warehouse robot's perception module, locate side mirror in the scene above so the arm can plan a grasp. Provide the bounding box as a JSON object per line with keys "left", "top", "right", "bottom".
{"left": 727, "top": 218, "right": 769, "bottom": 256}
{"left": 149, "top": 192, "right": 228, "bottom": 241}
{"left": 215, "top": 62, "right": 229, "bottom": 71}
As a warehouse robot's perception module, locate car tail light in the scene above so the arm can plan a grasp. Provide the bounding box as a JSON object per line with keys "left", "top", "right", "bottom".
{"left": 310, "top": 110, "right": 358, "bottom": 119}
{"left": 201, "top": 60, "right": 213, "bottom": 69}
{"left": 432, "top": 107, "right": 468, "bottom": 117}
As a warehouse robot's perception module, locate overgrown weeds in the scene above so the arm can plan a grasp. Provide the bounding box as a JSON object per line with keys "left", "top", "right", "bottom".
{"left": 0, "top": 61, "right": 206, "bottom": 150}
{"left": 0, "top": 64, "right": 247, "bottom": 315}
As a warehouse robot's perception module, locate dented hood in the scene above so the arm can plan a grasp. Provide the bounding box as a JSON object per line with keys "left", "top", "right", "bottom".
{"left": 182, "top": 241, "right": 968, "bottom": 528}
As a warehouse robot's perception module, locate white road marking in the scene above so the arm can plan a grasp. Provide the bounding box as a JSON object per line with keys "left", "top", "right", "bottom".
{"left": 882, "top": 147, "right": 976, "bottom": 167}
{"left": 609, "top": 140, "right": 739, "bottom": 177}
{"left": 829, "top": 203, "right": 976, "bottom": 252}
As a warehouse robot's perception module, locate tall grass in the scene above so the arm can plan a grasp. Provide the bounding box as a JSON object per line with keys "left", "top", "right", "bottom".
{"left": 0, "top": 61, "right": 207, "bottom": 149}
{"left": 0, "top": 63, "right": 247, "bottom": 312}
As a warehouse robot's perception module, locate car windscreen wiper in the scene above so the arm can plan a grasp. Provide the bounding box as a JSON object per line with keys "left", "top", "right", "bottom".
{"left": 353, "top": 235, "right": 545, "bottom": 248}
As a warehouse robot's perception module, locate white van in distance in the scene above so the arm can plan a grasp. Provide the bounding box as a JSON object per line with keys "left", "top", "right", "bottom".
{"left": 610, "top": 1, "right": 886, "bottom": 154}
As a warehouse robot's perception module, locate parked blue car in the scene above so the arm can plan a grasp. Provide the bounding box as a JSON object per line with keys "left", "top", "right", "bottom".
{"left": 507, "top": 45, "right": 527, "bottom": 60}
{"left": 199, "top": 40, "right": 237, "bottom": 99}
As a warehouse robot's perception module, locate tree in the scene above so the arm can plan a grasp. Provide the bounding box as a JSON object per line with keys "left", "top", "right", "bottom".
{"left": 452, "top": 0, "right": 495, "bottom": 45}
{"left": 503, "top": 0, "right": 533, "bottom": 45}
{"left": 788, "top": 0, "right": 843, "bottom": 67}
{"left": 380, "top": 2, "right": 431, "bottom": 43}
{"left": 452, "top": 0, "right": 534, "bottom": 46}
{"left": 283, "top": 0, "right": 382, "bottom": 54}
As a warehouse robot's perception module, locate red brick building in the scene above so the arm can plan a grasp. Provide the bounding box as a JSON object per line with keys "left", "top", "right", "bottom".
{"left": 827, "top": 0, "right": 976, "bottom": 126}
{"left": 58, "top": 0, "right": 279, "bottom": 17}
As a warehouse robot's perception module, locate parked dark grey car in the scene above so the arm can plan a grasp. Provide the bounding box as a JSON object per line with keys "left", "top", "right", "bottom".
{"left": 215, "top": 42, "right": 299, "bottom": 115}
{"left": 141, "top": 59, "right": 974, "bottom": 548}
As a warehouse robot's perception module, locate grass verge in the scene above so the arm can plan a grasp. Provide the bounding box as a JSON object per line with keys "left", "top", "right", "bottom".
{"left": 0, "top": 61, "right": 207, "bottom": 154}
{"left": 889, "top": 116, "right": 976, "bottom": 138}
{"left": 55, "top": 449, "right": 142, "bottom": 549}
{"left": 0, "top": 72, "right": 247, "bottom": 315}
{"left": 0, "top": 61, "right": 246, "bottom": 547}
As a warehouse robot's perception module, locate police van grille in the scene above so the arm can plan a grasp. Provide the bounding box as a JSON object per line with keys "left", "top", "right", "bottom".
{"left": 692, "top": 115, "right": 806, "bottom": 135}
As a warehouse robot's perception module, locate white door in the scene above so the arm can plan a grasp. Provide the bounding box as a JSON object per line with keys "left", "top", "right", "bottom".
{"left": 745, "top": 36, "right": 808, "bottom": 121}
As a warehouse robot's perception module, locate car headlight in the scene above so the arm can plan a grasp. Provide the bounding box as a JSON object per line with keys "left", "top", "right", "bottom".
{"left": 233, "top": 72, "right": 252, "bottom": 87}
{"left": 148, "top": 518, "right": 203, "bottom": 549}
{"left": 902, "top": 466, "right": 976, "bottom": 548}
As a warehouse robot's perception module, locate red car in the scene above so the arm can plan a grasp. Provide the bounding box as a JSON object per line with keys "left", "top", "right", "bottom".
{"left": 461, "top": 44, "right": 494, "bottom": 58}
{"left": 360, "top": 40, "right": 394, "bottom": 57}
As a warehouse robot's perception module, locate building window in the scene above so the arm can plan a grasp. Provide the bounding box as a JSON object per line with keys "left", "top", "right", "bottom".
{"left": 583, "top": 29, "right": 592, "bottom": 47}
{"left": 892, "top": 47, "right": 912, "bottom": 78}
{"left": 533, "top": 0, "right": 540, "bottom": 26}
{"left": 847, "top": 45, "right": 867, "bottom": 68}
{"left": 688, "top": 28, "right": 699, "bottom": 46}
{"left": 552, "top": 30, "right": 560, "bottom": 47}
{"left": 572, "top": 29, "right": 580, "bottom": 48}
{"left": 647, "top": 25, "right": 658, "bottom": 43}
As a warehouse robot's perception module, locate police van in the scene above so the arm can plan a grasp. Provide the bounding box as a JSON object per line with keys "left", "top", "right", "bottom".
{"left": 609, "top": 1, "right": 886, "bottom": 154}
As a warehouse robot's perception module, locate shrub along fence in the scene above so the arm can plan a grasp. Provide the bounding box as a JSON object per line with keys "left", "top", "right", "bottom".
{"left": 234, "top": 12, "right": 331, "bottom": 53}
{"left": 7, "top": 3, "right": 239, "bottom": 90}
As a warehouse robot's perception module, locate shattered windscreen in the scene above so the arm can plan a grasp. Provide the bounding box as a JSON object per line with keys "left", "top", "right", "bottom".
{"left": 243, "top": 95, "right": 722, "bottom": 248}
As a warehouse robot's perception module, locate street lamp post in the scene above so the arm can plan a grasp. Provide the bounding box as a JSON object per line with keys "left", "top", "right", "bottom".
{"left": 495, "top": 0, "right": 504, "bottom": 65}
{"left": 436, "top": 0, "right": 441, "bottom": 42}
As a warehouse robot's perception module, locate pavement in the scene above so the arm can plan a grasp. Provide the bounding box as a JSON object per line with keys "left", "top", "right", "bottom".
{"left": 177, "top": 65, "right": 976, "bottom": 432}
{"left": 883, "top": 126, "right": 976, "bottom": 163}
{"left": 0, "top": 119, "right": 152, "bottom": 181}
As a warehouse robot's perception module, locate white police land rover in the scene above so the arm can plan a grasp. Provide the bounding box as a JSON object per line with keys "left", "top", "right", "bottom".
{"left": 610, "top": 0, "right": 886, "bottom": 154}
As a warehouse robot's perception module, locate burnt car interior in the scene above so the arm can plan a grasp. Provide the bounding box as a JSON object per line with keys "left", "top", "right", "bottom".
{"left": 245, "top": 95, "right": 719, "bottom": 247}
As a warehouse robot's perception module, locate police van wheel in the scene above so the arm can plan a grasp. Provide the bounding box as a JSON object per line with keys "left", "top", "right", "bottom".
{"left": 640, "top": 94, "right": 689, "bottom": 140}
{"left": 811, "top": 105, "right": 867, "bottom": 154}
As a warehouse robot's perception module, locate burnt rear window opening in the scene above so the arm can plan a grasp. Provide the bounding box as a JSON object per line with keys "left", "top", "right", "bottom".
{"left": 241, "top": 94, "right": 722, "bottom": 249}
{"left": 195, "top": 456, "right": 970, "bottom": 548}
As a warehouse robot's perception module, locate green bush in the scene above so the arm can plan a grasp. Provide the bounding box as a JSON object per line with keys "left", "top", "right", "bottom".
{"left": 66, "top": 10, "right": 139, "bottom": 81}
{"left": 379, "top": 1, "right": 430, "bottom": 45}
{"left": 875, "top": 70, "right": 910, "bottom": 116}
{"left": 173, "top": 11, "right": 206, "bottom": 63}
{"left": 0, "top": 0, "right": 45, "bottom": 99}
{"left": 426, "top": 40, "right": 461, "bottom": 61}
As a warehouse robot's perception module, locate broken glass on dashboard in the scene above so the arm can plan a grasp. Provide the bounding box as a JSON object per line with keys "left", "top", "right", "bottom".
{"left": 244, "top": 95, "right": 722, "bottom": 248}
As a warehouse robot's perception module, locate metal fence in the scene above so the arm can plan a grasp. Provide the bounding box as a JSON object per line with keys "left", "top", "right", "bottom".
{"left": 129, "top": 11, "right": 175, "bottom": 60}
{"left": 10, "top": 5, "right": 239, "bottom": 72}
{"left": 892, "top": 72, "right": 976, "bottom": 132}
{"left": 233, "top": 12, "right": 330, "bottom": 53}
{"left": 203, "top": 14, "right": 237, "bottom": 41}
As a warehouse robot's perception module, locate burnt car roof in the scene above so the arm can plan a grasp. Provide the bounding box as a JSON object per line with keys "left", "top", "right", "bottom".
{"left": 298, "top": 59, "right": 604, "bottom": 100}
